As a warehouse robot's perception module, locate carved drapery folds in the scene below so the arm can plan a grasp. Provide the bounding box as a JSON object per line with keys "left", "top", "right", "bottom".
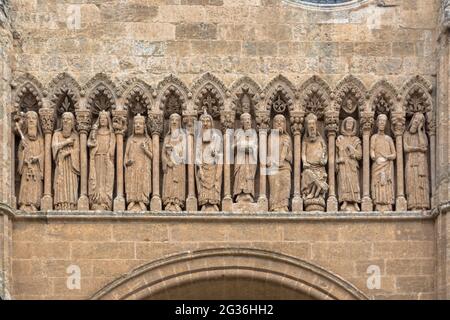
{"left": 11, "top": 73, "right": 434, "bottom": 214}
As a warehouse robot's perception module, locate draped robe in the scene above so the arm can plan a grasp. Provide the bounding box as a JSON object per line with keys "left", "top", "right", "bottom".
{"left": 18, "top": 135, "right": 44, "bottom": 210}
{"left": 52, "top": 131, "right": 80, "bottom": 210}
{"left": 195, "top": 130, "right": 223, "bottom": 207}
{"left": 336, "top": 135, "right": 362, "bottom": 204}
{"left": 233, "top": 128, "right": 258, "bottom": 200}
{"left": 162, "top": 131, "right": 187, "bottom": 209}
{"left": 88, "top": 129, "right": 116, "bottom": 210}
{"left": 268, "top": 131, "right": 292, "bottom": 211}
{"left": 370, "top": 133, "right": 396, "bottom": 207}
{"left": 125, "top": 134, "right": 152, "bottom": 205}
{"left": 404, "top": 130, "right": 429, "bottom": 210}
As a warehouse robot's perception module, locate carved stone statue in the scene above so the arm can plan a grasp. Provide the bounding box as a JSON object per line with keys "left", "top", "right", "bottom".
{"left": 195, "top": 110, "right": 223, "bottom": 212}
{"left": 125, "top": 114, "right": 152, "bottom": 212}
{"left": 301, "top": 113, "right": 328, "bottom": 211}
{"left": 336, "top": 117, "right": 362, "bottom": 212}
{"left": 267, "top": 114, "right": 292, "bottom": 212}
{"left": 404, "top": 112, "right": 430, "bottom": 210}
{"left": 370, "top": 114, "right": 396, "bottom": 212}
{"left": 52, "top": 112, "right": 80, "bottom": 210}
{"left": 16, "top": 111, "right": 44, "bottom": 212}
{"left": 87, "top": 111, "right": 116, "bottom": 211}
{"left": 162, "top": 113, "right": 187, "bottom": 212}
{"left": 233, "top": 112, "right": 258, "bottom": 203}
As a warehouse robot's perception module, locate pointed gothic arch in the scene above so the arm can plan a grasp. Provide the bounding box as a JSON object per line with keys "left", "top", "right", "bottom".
{"left": 157, "top": 74, "right": 190, "bottom": 118}
{"left": 298, "top": 75, "right": 332, "bottom": 119}
{"left": 12, "top": 73, "right": 45, "bottom": 113}
{"left": 191, "top": 72, "right": 228, "bottom": 118}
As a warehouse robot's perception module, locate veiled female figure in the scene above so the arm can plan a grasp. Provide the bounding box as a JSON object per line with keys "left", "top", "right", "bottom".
{"left": 52, "top": 112, "right": 80, "bottom": 210}
{"left": 404, "top": 112, "right": 429, "bottom": 210}
{"left": 125, "top": 114, "right": 153, "bottom": 211}
{"left": 88, "top": 111, "right": 116, "bottom": 210}
{"left": 336, "top": 117, "right": 362, "bottom": 212}
{"left": 267, "top": 114, "right": 292, "bottom": 212}
{"left": 370, "top": 114, "right": 396, "bottom": 212}
{"left": 16, "top": 111, "right": 44, "bottom": 212}
{"left": 162, "top": 113, "right": 187, "bottom": 212}
{"left": 195, "top": 110, "right": 223, "bottom": 212}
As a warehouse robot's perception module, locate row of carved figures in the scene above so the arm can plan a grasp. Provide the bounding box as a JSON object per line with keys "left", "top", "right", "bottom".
{"left": 14, "top": 109, "right": 430, "bottom": 213}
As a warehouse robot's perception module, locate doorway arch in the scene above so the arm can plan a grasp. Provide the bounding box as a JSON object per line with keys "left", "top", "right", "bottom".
{"left": 91, "top": 248, "right": 368, "bottom": 300}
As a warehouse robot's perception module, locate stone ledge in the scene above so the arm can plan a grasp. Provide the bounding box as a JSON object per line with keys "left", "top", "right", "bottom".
{"left": 12, "top": 209, "right": 435, "bottom": 221}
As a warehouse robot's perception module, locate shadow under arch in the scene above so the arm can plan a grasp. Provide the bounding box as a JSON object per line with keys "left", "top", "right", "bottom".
{"left": 91, "top": 248, "right": 369, "bottom": 300}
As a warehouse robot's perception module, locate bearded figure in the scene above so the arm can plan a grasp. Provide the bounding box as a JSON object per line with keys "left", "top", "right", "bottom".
{"left": 336, "top": 117, "right": 362, "bottom": 212}
{"left": 267, "top": 114, "right": 292, "bottom": 212}
{"left": 52, "top": 112, "right": 80, "bottom": 210}
{"left": 16, "top": 111, "right": 44, "bottom": 212}
{"left": 301, "top": 113, "right": 328, "bottom": 212}
{"left": 404, "top": 112, "right": 429, "bottom": 210}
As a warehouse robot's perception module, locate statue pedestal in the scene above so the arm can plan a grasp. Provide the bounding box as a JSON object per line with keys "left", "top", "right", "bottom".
{"left": 186, "top": 196, "right": 198, "bottom": 212}
{"left": 361, "top": 196, "right": 373, "bottom": 211}
{"left": 113, "top": 196, "right": 125, "bottom": 211}
{"left": 41, "top": 195, "right": 53, "bottom": 211}
{"left": 396, "top": 196, "right": 407, "bottom": 212}
{"left": 326, "top": 195, "right": 338, "bottom": 212}
{"left": 291, "top": 195, "right": 303, "bottom": 212}
{"left": 77, "top": 195, "right": 90, "bottom": 211}
{"left": 150, "top": 196, "right": 162, "bottom": 212}
{"left": 304, "top": 198, "right": 325, "bottom": 212}
{"left": 222, "top": 196, "right": 233, "bottom": 212}
{"left": 232, "top": 202, "right": 260, "bottom": 213}
{"left": 257, "top": 196, "right": 268, "bottom": 212}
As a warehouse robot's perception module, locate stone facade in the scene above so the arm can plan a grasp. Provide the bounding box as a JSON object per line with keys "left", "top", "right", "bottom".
{"left": 1, "top": 0, "right": 450, "bottom": 300}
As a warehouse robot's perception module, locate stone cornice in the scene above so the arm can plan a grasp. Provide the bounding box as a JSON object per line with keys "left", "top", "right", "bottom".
{"left": 12, "top": 210, "right": 436, "bottom": 222}
{"left": 0, "top": 203, "right": 15, "bottom": 219}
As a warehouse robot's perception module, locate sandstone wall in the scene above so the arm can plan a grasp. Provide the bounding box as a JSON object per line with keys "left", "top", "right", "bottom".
{"left": 8, "top": 0, "right": 438, "bottom": 88}
{"left": 11, "top": 213, "right": 435, "bottom": 300}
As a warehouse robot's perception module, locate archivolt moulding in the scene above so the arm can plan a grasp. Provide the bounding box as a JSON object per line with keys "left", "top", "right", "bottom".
{"left": 91, "top": 247, "right": 369, "bottom": 300}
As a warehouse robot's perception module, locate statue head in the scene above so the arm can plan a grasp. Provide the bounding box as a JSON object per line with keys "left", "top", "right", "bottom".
{"left": 169, "top": 113, "right": 182, "bottom": 133}
{"left": 377, "top": 114, "right": 388, "bottom": 133}
{"left": 200, "top": 109, "right": 213, "bottom": 130}
{"left": 240, "top": 112, "right": 252, "bottom": 130}
{"left": 305, "top": 113, "right": 318, "bottom": 139}
{"left": 409, "top": 112, "right": 425, "bottom": 134}
{"left": 272, "top": 114, "right": 286, "bottom": 134}
{"left": 241, "top": 94, "right": 251, "bottom": 113}
{"left": 98, "top": 110, "right": 110, "bottom": 128}
{"left": 341, "top": 117, "right": 357, "bottom": 136}
{"left": 61, "top": 112, "right": 75, "bottom": 137}
{"left": 133, "top": 114, "right": 146, "bottom": 135}
{"left": 25, "top": 111, "right": 39, "bottom": 139}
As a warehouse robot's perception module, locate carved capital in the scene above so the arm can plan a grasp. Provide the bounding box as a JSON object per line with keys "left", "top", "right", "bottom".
{"left": 391, "top": 111, "right": 406, "bottom": 136}
{"left": 183, "top": 112, "right": 197, "bottom": 135}
{"left": 220, "top": 111, "right": 235, "bottom": 134}
{"left": 111, "top": 109, "right": 128, "bottom": 135}
{"left": 360, "top": 111, "right": 374, "bottom": 134}
{"left": 148, "top": 112, "right": 164, "bottom": 136}
{"left": 38, "top": 108, "right": 55, "bottom": 134}
{"left": 255, "top": 112, "right": 270, "bottom": 132}
{"left": 75, "top": 109, "right": 91, "bottom": 134}
{"left": 325, "top": 108, "right": 339, "bottom": 134}
{"left": 290, "top": 112, "right": 304, "bottom": 135}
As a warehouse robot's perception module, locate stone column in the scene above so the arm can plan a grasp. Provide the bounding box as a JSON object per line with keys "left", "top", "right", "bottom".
{"left": 183, "top": 112, "right": 198, "bottom": 212}
{"left": 220, "top": 110, "right": 235, "bottom": 212}
{"left": 392, "top": 111, "right": 407, "bottom": 211}
{"left": 360, "top": 111, "right": 374, "bottom": 211}
{"left": 75, "top": 108, "right": 91, "bottom": 210}
{"left": 39, "top": 108, "right": 55, "bottom": 211}
{"left": 428, "top": 119, "right": 436, "bottom": 207}
{"left": 290, "top": 112, "right": 304, "bottom": 212}
{"left": 325, "top": 108, "right": 339, "bottom": 212}
{"left": 256, "top": 112, "right": 270, "bottom": 212}
{"left": 148, "top": 112, "right": 163, "bottom": 212}
{"left": 112, "top": 109, "right": 127, "bottom": 211}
